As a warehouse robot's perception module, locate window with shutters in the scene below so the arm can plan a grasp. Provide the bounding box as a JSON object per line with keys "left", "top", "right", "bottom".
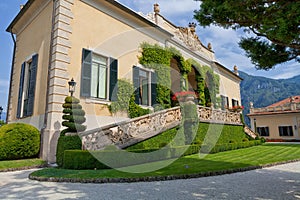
{"left": 257, "top": 127, "right": 270, "bottom": 136}
{"left": 17, "top": 54, "right": 38, "bottom": 118}
{"left": 279, "top": 126, "right": 294, "bottom": 136}
{"left": 221, "top": 95, "right": 229, "bottom": 110}
{"left": 133, "top": 66, "right": 157, "bottom": 106}
{"left": 81, "top": 49, "right": 118, "bottom": 101}
{"left": 232, "top": 99, "right": 239, "bottom": 107}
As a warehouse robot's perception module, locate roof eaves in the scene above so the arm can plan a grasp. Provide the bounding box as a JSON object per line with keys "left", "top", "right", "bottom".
{"left": 104, "top": 0, "right": 173, "bottom": 37}
{"left": 6, "top": 0, "right": 35, "bottom": 33}
{"left": 214, "top": 62, "right": 243, "bottom": 81}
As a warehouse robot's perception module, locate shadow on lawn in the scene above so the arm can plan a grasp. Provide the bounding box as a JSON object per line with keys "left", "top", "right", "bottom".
{"left": 0, "top": 161, "right": 300, "bottom": 200}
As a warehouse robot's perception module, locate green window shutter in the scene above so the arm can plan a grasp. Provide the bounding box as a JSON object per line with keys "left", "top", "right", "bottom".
{"left": 133, "top": 66, "right": 140, "bottom": 104}
{"left": 26, "top": 54, "right": 38, "bottom": 116}
{"left": 109, "top": 57, "right": 118, "bottom": 101}
{"left": 151, "top": 71, "right": 157, "bottom": 106}
{"left": 81, "top": 49, "right": 92, "bottom": 97}
{"left": 17, "top": 62, "right": 26, "bottom": 118}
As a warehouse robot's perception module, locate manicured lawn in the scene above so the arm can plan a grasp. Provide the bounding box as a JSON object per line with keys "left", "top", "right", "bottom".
{"left": 30, "top": 144, "right": 300, "bottom": 180}
{"left": 0, "top": 159, "right": 46, "bottom": 171}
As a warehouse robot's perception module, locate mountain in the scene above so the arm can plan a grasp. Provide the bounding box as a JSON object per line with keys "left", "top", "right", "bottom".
{"left": 239, "top": 71, "right": 300, "bottom": 126}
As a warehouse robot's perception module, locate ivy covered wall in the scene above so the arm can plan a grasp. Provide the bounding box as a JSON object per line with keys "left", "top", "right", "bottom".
{"left": 138, "top": 43, "right": 220, "bottom": 108}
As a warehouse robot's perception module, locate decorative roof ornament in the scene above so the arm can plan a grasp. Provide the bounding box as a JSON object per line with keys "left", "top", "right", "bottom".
{"left": 233, "top": 65, "right": 239, "bottom": 75}
{"left": 188, "top": 22, "right": 197, "bottom": 33}
{"left": 154, "top": 3, "right": 160, "bottom": 14}
{"left": 174, "top": 23, "right": 204, "bottom": 52}
{"left": 207, "top": 43, "right": 212, "bottom": 50}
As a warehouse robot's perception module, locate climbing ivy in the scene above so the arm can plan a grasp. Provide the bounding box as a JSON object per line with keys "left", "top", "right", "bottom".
{"left": 109, "top": 79, "right": 150, "bottom": 118}
{"left": 186, "top": 59, "right": 220, "bottom": 107}
{"left": 139, "top": 43, "right": 172, "bottom": 109}
{"left": 138, "top": 43, "right": 220, "bottom": 109}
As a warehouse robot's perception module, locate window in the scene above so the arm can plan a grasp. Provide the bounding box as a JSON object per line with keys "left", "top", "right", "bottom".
{"left": 81, "top": 49, "right": 118, "bottom": 101}
{"left": 133, "top": 66, "right": 157, "bottom": 106}
{"left": 221, "top": 95, "right": 229, "bottom": 110}
{"left": 257, "top": 127, "right": 270, "bottom": 136}
{"left": 279, "top": 126, "right": 294, "bottom": 136}
{"left": 232, "top": 99, "right": 239, "bottom": 107}
{"left": 17, "top": 54, "right": 38, "bottom": 118}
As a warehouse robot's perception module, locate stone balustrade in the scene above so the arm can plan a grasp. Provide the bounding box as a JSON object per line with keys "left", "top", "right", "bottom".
{"left": 251, "top": 103, "right": 300, "bottom": 113}
{"left": 79, "top": 105, "right": 242, "bottom": 151}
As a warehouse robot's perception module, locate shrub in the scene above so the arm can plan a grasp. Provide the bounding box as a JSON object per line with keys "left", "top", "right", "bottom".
{"left": 0, "top": 123, "right": 40, "bottom": 160}
{"left": 56, "top": 135, "right": 82, "bottom": 167}
{"left": 61, "top": 96, "right": 86, "bottom": 134}
{"left": 128, "top": 96, "right": 150, "bottom": 118}
{"left": 62, "top": 140, "right": 262, "bottom": 170}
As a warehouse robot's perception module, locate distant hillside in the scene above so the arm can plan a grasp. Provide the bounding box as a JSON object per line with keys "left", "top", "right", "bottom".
{"left": 239, "top": 71, "right": 300, "bottom": 126}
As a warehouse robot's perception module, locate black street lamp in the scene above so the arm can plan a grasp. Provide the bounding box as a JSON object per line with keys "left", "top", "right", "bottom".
{"left": 0, "top": 106, "right": 3, "bottom": 121}
{"left": 68, "top": 78, "right": 76, "bottom": 96}
{"left": 254, "top": 118, "right": 257, "bottom": 133}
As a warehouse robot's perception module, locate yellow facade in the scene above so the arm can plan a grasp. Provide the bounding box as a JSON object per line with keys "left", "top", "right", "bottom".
{"left": 6, "top": 0, "right": 242, "bottom": 162}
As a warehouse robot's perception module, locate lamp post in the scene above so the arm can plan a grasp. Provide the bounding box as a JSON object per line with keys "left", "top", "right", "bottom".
{"left": 0, "top": 106, "right": 3, "bottom": 120}
{"left": 68, "top": 78, "right": 76, "bottom": 96}
{"left": 254, "top": 118, "right": 257, "bottom": 133}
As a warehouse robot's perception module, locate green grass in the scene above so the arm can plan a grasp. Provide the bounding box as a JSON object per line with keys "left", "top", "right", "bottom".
{"left": 30, "top": 144, "right": 300, "bottom": 180}
{"left": 0, "top": 159, "right": 46, "bottom": 171}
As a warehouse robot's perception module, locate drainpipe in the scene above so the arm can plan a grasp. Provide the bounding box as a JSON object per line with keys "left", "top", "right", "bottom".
{"left": 6, "top": 29, "right": 17, "bottom": 123}
{"left": 40, "top": 0, "right": 57, "bottom": 159}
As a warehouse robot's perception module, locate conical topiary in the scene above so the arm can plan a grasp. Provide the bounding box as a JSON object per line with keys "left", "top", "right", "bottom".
{"left": 61, "top": 96, "right": 86, "bottom": 134}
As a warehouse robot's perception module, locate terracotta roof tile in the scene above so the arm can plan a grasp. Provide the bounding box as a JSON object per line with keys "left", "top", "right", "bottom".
{"left": 267, "top": 95, "right": 300, "bottom": 107}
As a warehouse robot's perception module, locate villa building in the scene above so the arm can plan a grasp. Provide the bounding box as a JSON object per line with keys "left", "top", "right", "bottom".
{"left": 6, "top": 0, "right": 242, "bottom": 162}
{"left": 248, "top": 96, "right": 300, "bottom": 141}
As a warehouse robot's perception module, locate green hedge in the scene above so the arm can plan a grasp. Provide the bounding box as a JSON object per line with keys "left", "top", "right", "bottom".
{"left": 0, "top": 123, "right": 40, "bottom": 160}
{"left": 63, "top": 140, "right": 262, "bottom": 170}
{"left": 127, "top": 123, "right": 247, "bottom": 151}
{"left": 56, "top": 135, "right": 82, "bottom": 167}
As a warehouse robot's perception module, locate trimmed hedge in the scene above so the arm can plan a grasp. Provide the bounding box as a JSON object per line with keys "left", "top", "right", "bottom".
{"left": 63, "top": 140, "right": 262, "bottom": 170}
{"left": 127, "top": 123, "right": 248, "bottom": 151}
{"left": 56, "top": 135, "right": 82, "bottom": 167}
{"left": 0, "top": 123, "right": 40, "bottom": 160}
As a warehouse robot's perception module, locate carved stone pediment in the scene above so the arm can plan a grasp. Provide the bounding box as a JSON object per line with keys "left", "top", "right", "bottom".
{"left": 175, "top": 27, "right": 204, "bottom": 52}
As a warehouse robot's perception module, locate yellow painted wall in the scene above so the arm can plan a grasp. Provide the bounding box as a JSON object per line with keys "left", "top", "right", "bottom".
{"left": 9, "top": 1, "right": 53, "bottom": 127}
{"left": 250, "top": 113, "right": 300, "bottom": 139}
{"left": 218, "top": 70, "right": 241, "bottom": 107}
{"left": 68, "top": 0, "right": 161, "bottom": 117}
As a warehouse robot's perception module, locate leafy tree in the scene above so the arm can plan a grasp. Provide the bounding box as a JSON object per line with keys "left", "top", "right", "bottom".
{"left": 194, "top": 0, "right": 300, "bottom": 70}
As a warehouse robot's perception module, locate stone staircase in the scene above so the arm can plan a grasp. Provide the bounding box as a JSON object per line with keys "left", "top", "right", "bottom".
{"left": 79, "top": 106, "right": 242, "bottom": 151}
{"left": 243, "top": 125, "right": 258, "bottom": 139}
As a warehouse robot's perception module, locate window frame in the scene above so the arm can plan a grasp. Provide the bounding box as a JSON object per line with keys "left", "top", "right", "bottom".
{"left": 133, "top": 65, "right": 156, "bottom": 107}
{"left": 278, "top": 126, "right": 294, "bottom": 137}
{"left": 80, "top": 49, "right": 118, "bottom": 103}
{"left": 17, "top": 54, "right": 38, "bottom": 119}
{"left": 257, "top": 126, "right": 270, "bottom": 137}
{"left": 221, "top": 95, "right": 229, "bottom": 110}
{"left": 90, "top": 53, "right": 109, "bottom": 100}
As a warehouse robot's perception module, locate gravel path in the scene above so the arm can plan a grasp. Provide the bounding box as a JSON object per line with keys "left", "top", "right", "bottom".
{"left": 1, "top": 161, "right": 300, "bottom": 200}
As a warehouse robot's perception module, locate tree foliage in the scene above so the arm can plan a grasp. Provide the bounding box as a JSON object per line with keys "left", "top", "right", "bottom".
{"left": 194, "top": 0, "right": 300, "bottom": 70}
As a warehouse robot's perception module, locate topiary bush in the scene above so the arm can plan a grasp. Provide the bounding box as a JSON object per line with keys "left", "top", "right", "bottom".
{"left": 0, "top": 123, "right": 40, "bottom": 160}
{"left": 62, "top": 96, "right": 86, "bottom": 134}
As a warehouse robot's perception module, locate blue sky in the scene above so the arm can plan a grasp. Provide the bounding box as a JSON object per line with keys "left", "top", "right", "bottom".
{"left": 0, "top": 0, "right": 299, "bottom": 112}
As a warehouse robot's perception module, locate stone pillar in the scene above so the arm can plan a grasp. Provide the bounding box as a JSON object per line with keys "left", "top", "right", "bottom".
{"left": 41, "top": 0, "right": 74, "bottom": 163}
{"left": 181, "top": 96, "right": 199, "bottom": 145}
